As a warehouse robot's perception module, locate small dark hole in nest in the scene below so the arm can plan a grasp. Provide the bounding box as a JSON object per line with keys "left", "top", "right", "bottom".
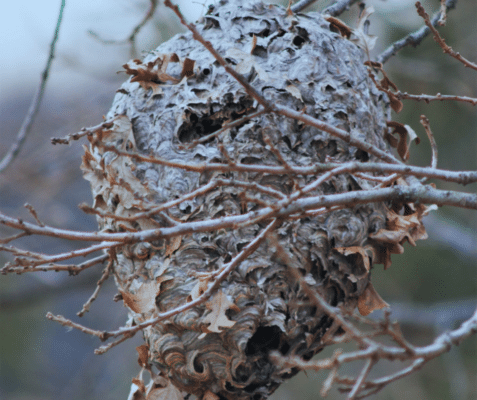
{"left": 244, "top": 382, "right": 263, "bottom": 395}
{"left": 334, "top": 111, "right": 347, "bottom": 120}
{"left": 178, "top": 113, "right": 224, "bottom": 143}
{"left": 245, "top": 326, "right": 281, "bottom": 356}
{"left": 355, "top": 149, "right": 369, "bottom": 162}
{"left": 203, "top": 67, "right": 211, "bottom": 75}
{"left": 225, "top": 381, "right": 238, "bottom": 392}
{"left": 182, "top": 205, "right": 192, "bottom": 214}
{"left": 282, "top": 136, "right": 292, "bottom": 150}
{"left": 234, "top": 364, "right": 251, "bottom": 383}
{"left": 111, "top": 194, "right": 120, "bottom": 209}
{"left": 279, "top": 342, "right": 290, "bottom": 355}
{"left": 280, "top": 367, "right": 299, "bottom": 380}
{"left": 292, "top": 35, "right": 306, "bottom": 47}
{"left": 193, "top": 357, "right": 204, "bottom": 373}
{"left": 237, "top": 241, "right": 249, "bottom": 252}
{"left": 325, "top": 84, "right": 336, "bottom": 92}
{"left": 257, "top": 28, "right": 270, "bottom": 37}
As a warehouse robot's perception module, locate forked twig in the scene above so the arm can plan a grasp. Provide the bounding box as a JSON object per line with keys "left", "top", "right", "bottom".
{"left": 376, "top": 0, "right": 457, "bottom": 64}
{"left": 416, "top": 2, "right": 477, "bottom": 71}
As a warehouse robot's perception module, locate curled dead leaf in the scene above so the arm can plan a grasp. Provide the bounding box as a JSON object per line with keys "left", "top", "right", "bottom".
{"left": 325, "top": 16, "right": 352, "bottom": 38}
{"left": 165, "top": 236, "right": 182, "bottom": 258}
{"left": 334, "top": 245, "right": 371, "bottom": 272}
{"left": 358, "top": 282, "right": 389, "bottom": 316}
{"left": 386, "top": 121, "right": 420, "bottom": 161}
{"left": 136, "top": 344, "right": 150, "bottom": 368}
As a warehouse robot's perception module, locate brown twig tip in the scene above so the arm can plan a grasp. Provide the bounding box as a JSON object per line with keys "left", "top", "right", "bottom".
{"left": 416, "top": 1, "right": 477, "bottom": 71}
{"left": 377, "top": 0, "right": 458, "bottom": 64}
{"left": 420, "top": 115, "right": 438, "bottom": 170}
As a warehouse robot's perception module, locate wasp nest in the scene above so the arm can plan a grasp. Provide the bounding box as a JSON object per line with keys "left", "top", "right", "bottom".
{"left": 81, "top": 1, "right": 427, "bottom": 399}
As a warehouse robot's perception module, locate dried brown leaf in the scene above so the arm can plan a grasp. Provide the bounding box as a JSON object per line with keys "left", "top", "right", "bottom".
{"left": 136, "top": 344, "right": 149, "bottom": 368}
{"left": 334, "top": 246, "right": 371, "bottom": 272}
{"left": 165, "top": 236, "right": 182, "bottom": 258}
{"left": 201, "top": 290, "right": 240, "bottom": 335}
{"left": 358, "top": 282, "right": 389, "bottom": 316}
{"left": 325, "top": 16, "right": 352, "bottom": 38}
{"left": 146, "top": 380, "right": 184, "bottom": 400}
{"left": 121, "top": 279, "right": 165, "bottom": 314}
{"left": 386, "top": 121, "right": 420, "bottom": 161}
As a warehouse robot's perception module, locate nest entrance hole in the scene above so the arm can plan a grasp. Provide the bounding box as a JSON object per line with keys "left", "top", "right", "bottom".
{"left": 245, "top": 325, "right": 283, "bottom": 356}
{"left": 177, "top": 99, "right": 254, "bottom": 143}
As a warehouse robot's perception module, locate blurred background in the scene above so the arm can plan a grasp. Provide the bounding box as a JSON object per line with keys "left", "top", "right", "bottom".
{"left": 0, "top": 0, "right": 475, "bottom": 399}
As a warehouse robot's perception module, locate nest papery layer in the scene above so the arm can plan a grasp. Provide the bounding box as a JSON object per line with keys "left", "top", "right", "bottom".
{"left": 80, "top": 1, "right": 428, "bottom": 399}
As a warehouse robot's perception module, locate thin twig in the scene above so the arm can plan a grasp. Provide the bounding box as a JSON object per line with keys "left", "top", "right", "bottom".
{"left": 376, "top": 0, "right": 458, "bottom": 64}
{"left": 88, "top": 0, "right": 158, "bottom": 57}
{"left": 6, "top": 254, "right": 109, "bottom": 275}
{"left": 416, "top": 2, "right": 477, "bottom": 71}
{"left": 348, "top": 358, "right": 375, "bottom": 399}
{"left": 2, "top": 185, "right": 477, "bottom": 254}
{"left": 420, "top": 115, "right": 438, "bottom": 169}
{"left": 51, "top": 120, "right": 117, "bottom": 145}
{"left": 24, "top": 203, "right": 44, "bottom": 227}
{"left": 395, "top": 91, "right": 477, "bottom": 106}
{"left": 77, "top": 254, "right": 114, "bottom": 317}
{"left": 46, "top": 312, "right": 107, "bottom": 339}
{"left": 94, "top": 332, "right": 136, "bottom": 355}
{"left": 0, "top": 0, "right": 66, "bottom": 173}
{"left": 80, "top": 141, "right": 477, "bottom": 184}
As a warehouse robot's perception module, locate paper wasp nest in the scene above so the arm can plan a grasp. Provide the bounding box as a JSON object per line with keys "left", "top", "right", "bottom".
{"left": 81, "top": 1, "right": 427, "bottom": 399}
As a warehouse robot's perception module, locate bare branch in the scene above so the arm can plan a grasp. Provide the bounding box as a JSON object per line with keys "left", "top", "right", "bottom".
{"left": 322, "top": 0, "right": 360, "bottom": 17}
{"left": 2, "top": 253, "right": 108, "bottom": 275}
{"left": 88, "top": 0, "right": 158, "bottom": 56}
{"left": 376, "top": 0, "right": 458, "bottom": 64}
{"left": 24, "top": 203, "right": 44, "bottom": 227}
{"left": 2, "top": 185, "right": 477, "bottom": 255}
{"left": 290, "top": 0, "right": 320, "bottom": 13}
{"left": 51, "top": 120, "right": 117, "bottom": 145}
{"left": 46, "top": 312, "right": 107, "bottom": 339}
{"left": 395, "top": 91, "right": 477, "bottom": 106}
{"left": 273, "top": 306, "right": 477, "bottom": 397}
{"left": 77, "top": 254, "right": 114, "bottom": 317}
{"left": 416, "top": 1, "right": 477, "bottom": 71}
{"left": 0, "top": 0, "right": 66, "bottom": 173}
